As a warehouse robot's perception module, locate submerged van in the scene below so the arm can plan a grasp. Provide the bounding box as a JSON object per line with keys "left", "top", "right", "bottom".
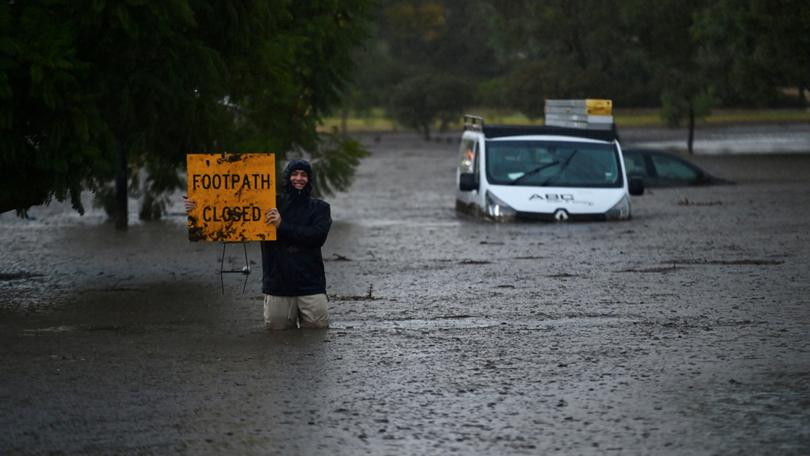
{"left": 455, "top": 100, "right": 644, "bottom": 222}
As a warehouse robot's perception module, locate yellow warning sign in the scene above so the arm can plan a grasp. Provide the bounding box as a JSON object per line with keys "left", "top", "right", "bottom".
{"left": 186, "top": 153, "right": 276, "bottom": 242}
{"left": 585, "top": 99, "right": 613, "bottom": 115}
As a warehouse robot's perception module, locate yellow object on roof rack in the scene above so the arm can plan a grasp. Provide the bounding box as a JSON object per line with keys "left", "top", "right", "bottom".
{"left": 585, "top": 99, "right": 612, "bottom": 115}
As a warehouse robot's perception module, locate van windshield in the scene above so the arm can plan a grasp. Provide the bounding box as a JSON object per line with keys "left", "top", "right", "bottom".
{"left": 485, "top": 140, "right": 623, "bottom": 188}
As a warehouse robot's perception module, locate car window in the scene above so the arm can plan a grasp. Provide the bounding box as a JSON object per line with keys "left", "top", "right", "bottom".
{"left": 623, "top": 151, "right": 647, "bottom": 177}
{"left": 458, "top": 138, "right": 476, "bottom": 173}
{"left": 650, "top": 153, "right": 699, "bottom": 180}
{"left": 473, "top": 141, "right": 480, "bottom": 175}
{"left": 486, "top": 140, "right": 622, "bottom": 188}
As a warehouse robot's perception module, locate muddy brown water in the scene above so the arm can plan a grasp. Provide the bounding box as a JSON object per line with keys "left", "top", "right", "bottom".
{"left": 2, "top": 128, "right": 810, "bottom": 455}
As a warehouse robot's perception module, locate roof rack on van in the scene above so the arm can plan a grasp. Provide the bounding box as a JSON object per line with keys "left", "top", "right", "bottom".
{"left": 463, "top": 114, "right": 484, "bottom": 131}
{"left": 482, "top": 125, "right": 618, "bottom": 142}
{"left": 462, "top": 99, "right": 619, "bottom": 142}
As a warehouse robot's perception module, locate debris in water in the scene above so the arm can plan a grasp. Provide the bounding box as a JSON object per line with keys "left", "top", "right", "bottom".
{"left": 619, "top": 265, "right": 678, "bottom": 273}
{"left": 458, "top": 259, "right": 492, "bottom": 265}
{"left": 328, "top": 284, "right": 377, "bottom": 301}
{"left": 0, "top": 271, "right": 43, "bottom": 281}
{"left": 678, "top": 197, "right": 723, "bottom": 206}
{"left": 669, "top": 258, "right": 784, "bottom": 266}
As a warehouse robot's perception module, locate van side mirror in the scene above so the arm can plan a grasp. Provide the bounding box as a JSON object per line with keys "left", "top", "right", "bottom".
{"left": 629, "top": 177, "right": 644, "bottom": 196}
{"left": 459, "top": 173, "right": 477, "bottom": 192}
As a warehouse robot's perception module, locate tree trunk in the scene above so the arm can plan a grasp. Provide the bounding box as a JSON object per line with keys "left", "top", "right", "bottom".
{"left": 687, "top": 103, "right": 695, "bottom": 155}
{"left": 341, "top": 108, "right": 348, "bottom": 137}
{"left": 439, "top": 118, "right": 449, "bottom": 133}
{"left": 114, "top": 143, "right": 128, "bottom": 230}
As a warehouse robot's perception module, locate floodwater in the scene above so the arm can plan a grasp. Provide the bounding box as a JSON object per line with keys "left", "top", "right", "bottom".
{"left": 626, "top": 123, "right": 810, "bottom": 154}
{"left": 2, "top": 125, "right": 810, "bottom": 455}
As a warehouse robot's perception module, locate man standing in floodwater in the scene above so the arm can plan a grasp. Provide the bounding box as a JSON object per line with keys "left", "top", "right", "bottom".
{"left": 261, "top": 159, "right": 332, "bottom": 329}
{"left": 185, "top": 159, "right": 332, "bottom": 329}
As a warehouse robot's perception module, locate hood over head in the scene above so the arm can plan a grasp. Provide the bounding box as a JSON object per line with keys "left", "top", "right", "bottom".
{"left": 282, "top": 159, "right": 314, "bottom": 198}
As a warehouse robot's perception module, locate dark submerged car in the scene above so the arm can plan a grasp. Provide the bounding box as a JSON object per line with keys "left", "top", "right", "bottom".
{"left": 622, "top": 148, "right": 733, "bottom": 187}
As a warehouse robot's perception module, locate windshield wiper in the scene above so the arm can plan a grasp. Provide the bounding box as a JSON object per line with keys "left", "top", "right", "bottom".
{"left": 540, "top": 150, "right": 578, "bottom": 186}
{"left": 509, "top": 161, "right": 560, "bottom": 185}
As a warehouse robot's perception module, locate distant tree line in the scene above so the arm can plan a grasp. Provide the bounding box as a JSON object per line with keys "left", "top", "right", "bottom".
{"left": 3, "top": 0, "right": 806, "bottom": 220}
{"left": 1, "top": 1, "right": 371, "bottom": 226}
{"left": 350, "top": 0, "right": 809, "bottom": 142}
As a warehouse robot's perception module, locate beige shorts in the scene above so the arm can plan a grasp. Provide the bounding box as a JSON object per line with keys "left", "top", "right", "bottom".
{"left": 263, "top": 294, "right": 329, "bottom": 330}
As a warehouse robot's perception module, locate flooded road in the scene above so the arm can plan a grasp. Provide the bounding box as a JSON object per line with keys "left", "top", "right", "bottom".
{"left": 624, "top": 123, "right": 810, "bottom": 154}
{"left": 2, "top": 126, "right": 810, "bottom": 454}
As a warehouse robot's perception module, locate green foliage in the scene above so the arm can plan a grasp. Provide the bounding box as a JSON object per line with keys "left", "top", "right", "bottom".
{"left": 380, "top": 1, "right": 448, "bottom": 65}
{"left": 502, "top": 63, "right": 547, "bottom": 120}
{"left": 748, "top": 0, "right": 810, "bottom": 106}
{"left": 388, "top": 73, "right": 473, "bottom": 139}
{"left": 615, "top": 0, "right": 718, "bottom": 147}
{"left": 695, "top": 0, "right": 810, "bottom": 107}
{"left": 7, "top": 0, "right": 807, "bottom": 210}
{"left": 369, "top": 0, "right": 499, "bottom": 133}
{"left": 1, "top": 0, "right": 373, "bottom": 221}
{"left": 475, "top": 78, "right": 509, "bottom": 110}
{"left": 0, "top": 2, "right": 113, "bottom": 215}
{"left": 305, "top": 129, "right": 371, "bottom": 197}
{"left": 660, "top": 90, "right": 714, "bottom": 127}
{"left": 499, "top": 56, "right": 616, "bottom": 120}
{"left": 351, "top": 0, "right": 808, "bottom": 137}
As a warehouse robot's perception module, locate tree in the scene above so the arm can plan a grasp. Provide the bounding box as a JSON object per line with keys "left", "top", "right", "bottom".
{"left": 351, "top": 0, "right": 501, "bottom": 134}
{"left": 321, "top": 0, "right": 804, "bottom": 143}
{"left": 748, "top": 0, "right": 810, "bottom": 106}
{"left": 0, "top": 2, "right": 114, "bottom": 215}
{"left": 379, "top": 1, "right": 448, "bottom": 66}
{"left": 307, "top": 129, "right": 369, "bottom": 196}
{"left": 489, "top": 0, "right": 657, "bottom": 113}
{"left": 388, "top": 73, "right": 473, "bottom": 139}
{"left": 624, "top": 0, "right": 712, "bottom": 153}
{"left": 1, "top": 0, "right": 373, "bottom": 226}
{"left": 695, "top": 0, "right": 810, "bottom": 107}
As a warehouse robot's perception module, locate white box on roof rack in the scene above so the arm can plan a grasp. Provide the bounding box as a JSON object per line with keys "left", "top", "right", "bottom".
{"left": 545, "top": 99, "right": 613, "bottom": 114}
{"left": 545, "top": 99, "right": 614, "bottom": 130}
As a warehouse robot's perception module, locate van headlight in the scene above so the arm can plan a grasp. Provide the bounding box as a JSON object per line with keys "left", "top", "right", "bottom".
{"left": 605, "top": 194, "right": 631, "bottom": 220}
{"left": 486, "top": 190, "right": 517, "bottom": 220}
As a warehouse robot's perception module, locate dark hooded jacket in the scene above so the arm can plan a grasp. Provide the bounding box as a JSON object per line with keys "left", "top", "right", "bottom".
{"left": 261, "top": 159, "right": 331, "bottom": 296}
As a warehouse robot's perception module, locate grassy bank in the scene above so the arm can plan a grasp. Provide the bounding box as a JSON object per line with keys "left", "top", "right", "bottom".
{"left": 320, "top": 107, "right": 810, "bottom": 133}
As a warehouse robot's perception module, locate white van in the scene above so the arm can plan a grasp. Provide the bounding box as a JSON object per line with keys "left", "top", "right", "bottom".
{"left": 455, "top": 101, "right": 644, "bottom": 222}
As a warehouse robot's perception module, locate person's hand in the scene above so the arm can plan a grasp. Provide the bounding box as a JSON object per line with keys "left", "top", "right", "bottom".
{"left": 265, "top": 208, "right": 282, "bottom": 227}
{"left": 183, "top": 196, "right": 197, "bottom": 212}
